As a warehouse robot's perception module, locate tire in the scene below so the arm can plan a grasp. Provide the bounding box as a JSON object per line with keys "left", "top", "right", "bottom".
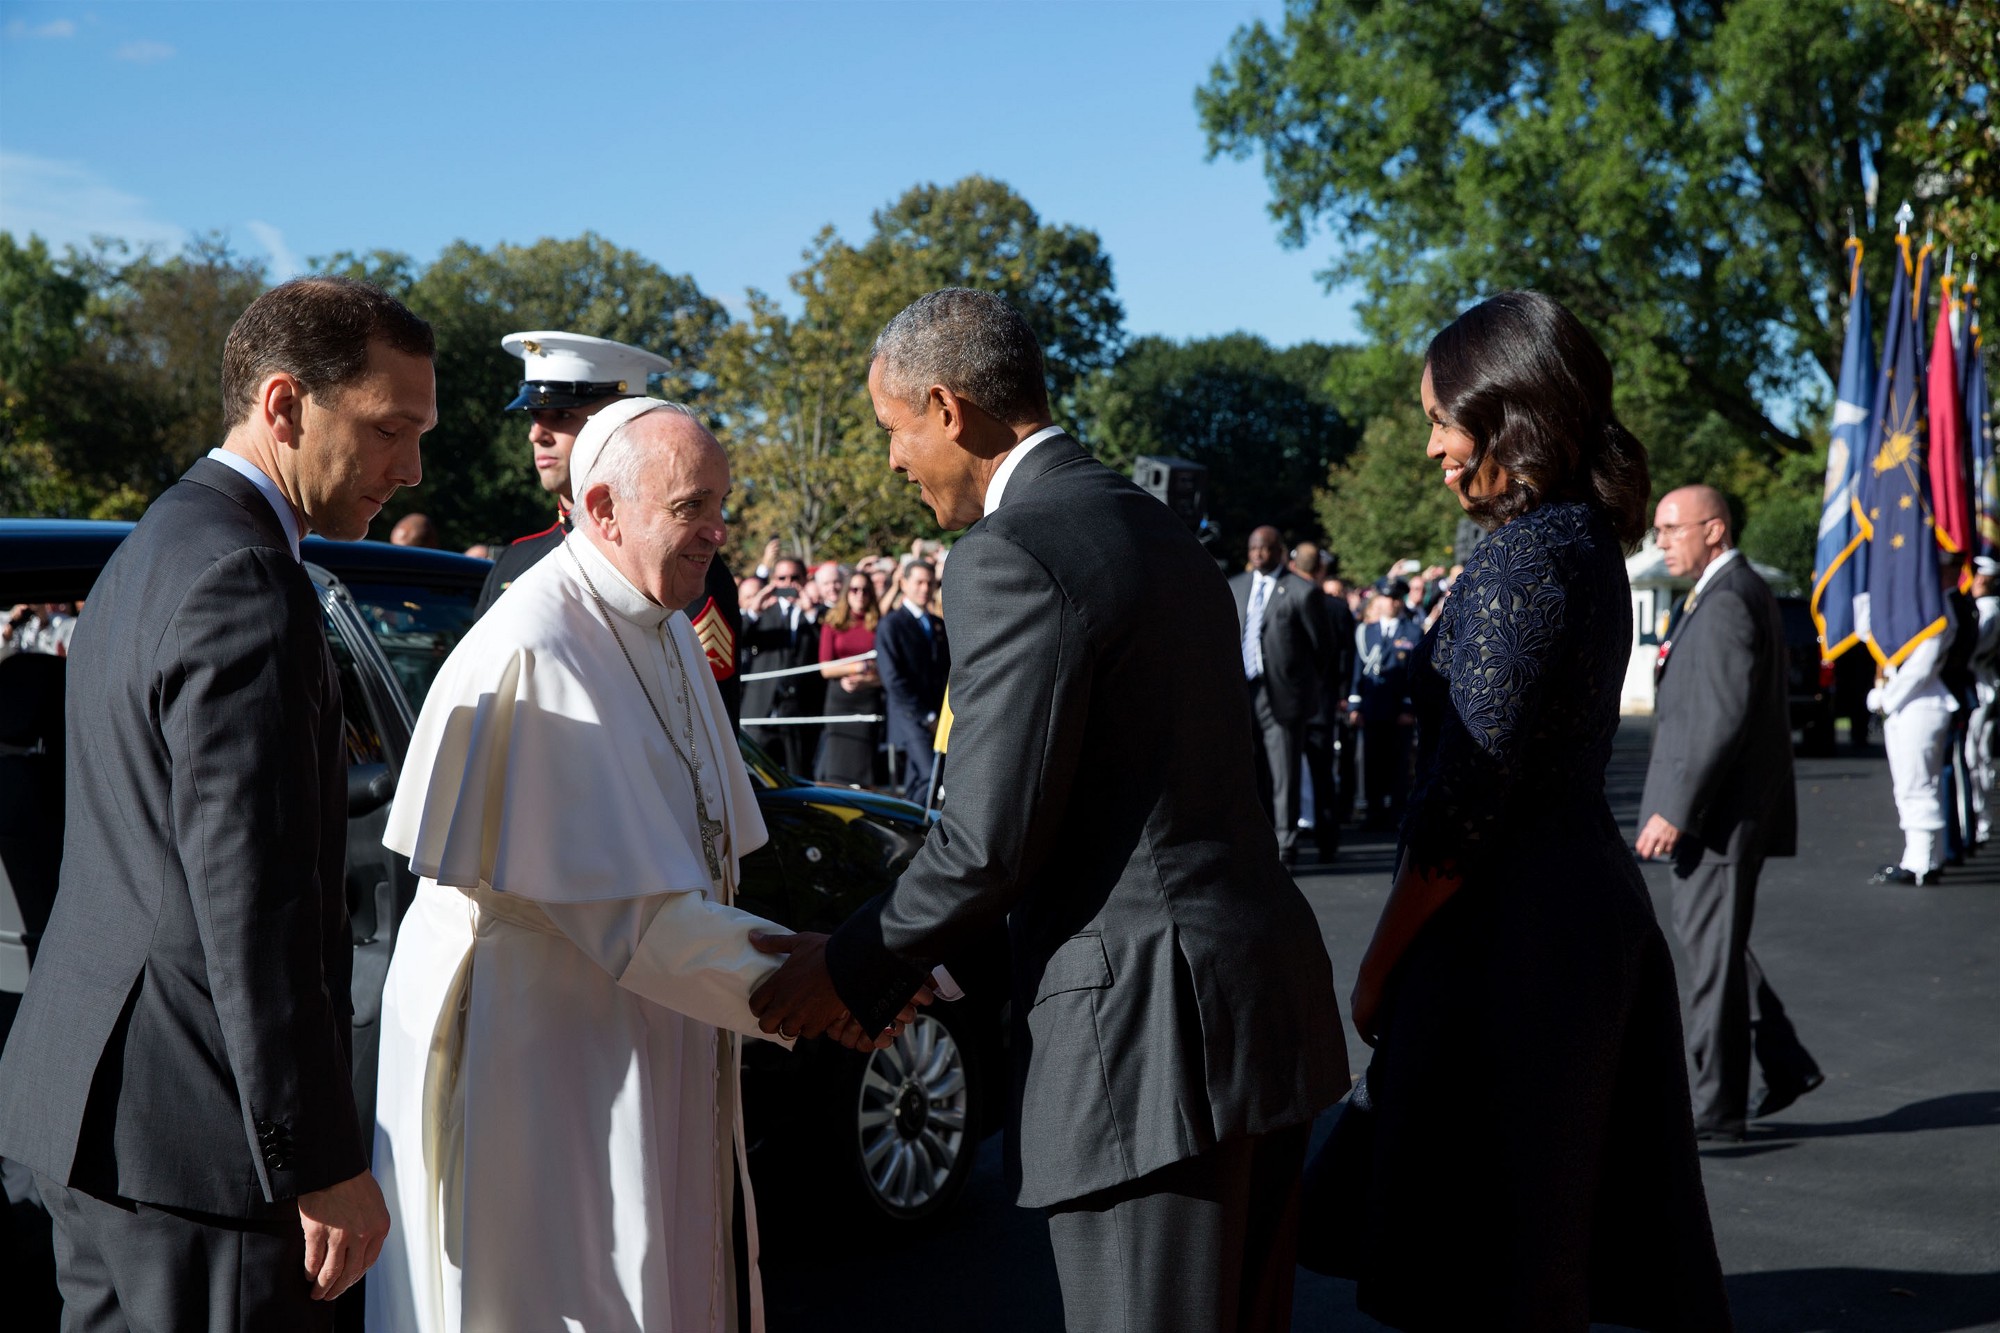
{"left": 823, "top": 1005, "right": 983, "bottom": 1224}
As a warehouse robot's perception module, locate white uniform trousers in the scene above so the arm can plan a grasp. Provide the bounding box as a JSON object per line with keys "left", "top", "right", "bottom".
{"left": 1969, "top": 691, "right": 1998, "bottom": 841}
{"left": 1885, "top": 696, "right": 1953, "bottom": 872}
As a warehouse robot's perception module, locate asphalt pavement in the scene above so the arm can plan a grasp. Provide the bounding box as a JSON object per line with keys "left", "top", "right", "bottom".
{"left": 757, "top": 720, "right": 2000, "bottom": 1333}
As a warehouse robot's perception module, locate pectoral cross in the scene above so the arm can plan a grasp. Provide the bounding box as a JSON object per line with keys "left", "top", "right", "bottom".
{"left": 695, "top": 802, "right": 726, "bottom": 886}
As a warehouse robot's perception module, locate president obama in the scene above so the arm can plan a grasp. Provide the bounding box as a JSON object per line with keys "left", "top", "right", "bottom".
{"left": 749, "top": 289, "right": 1345, "bottom": 1332}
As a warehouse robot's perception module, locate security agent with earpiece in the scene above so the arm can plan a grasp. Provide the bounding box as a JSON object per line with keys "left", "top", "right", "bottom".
{"left": 479, "top": 331, "right": 743, "bottom": 721}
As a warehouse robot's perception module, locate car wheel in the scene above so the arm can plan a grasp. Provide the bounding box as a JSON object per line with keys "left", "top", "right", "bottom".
{"left": 842, "top": 1008, "right": 980, "bottom": 1223}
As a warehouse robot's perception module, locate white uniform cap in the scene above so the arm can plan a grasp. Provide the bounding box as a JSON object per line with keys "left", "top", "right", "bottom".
{"left": 568, "top": 397, "right": 678, "bottom": 504}
{"left": 500, "top": 330, "right": 676, "bottom": 410}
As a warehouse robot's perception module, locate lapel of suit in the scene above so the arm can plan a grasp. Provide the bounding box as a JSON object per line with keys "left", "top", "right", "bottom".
{"left": 1674, "top": 556, "right": 1742, "bottom": 639}
{"left": 1660, "top": 557, "right": 1738, "bottom": 682}
{"left": 1262, "top": 575, "right": 1287, "bottom": 650}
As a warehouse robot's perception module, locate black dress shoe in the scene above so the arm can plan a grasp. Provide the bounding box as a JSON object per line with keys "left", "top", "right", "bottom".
{"left": 1755, "top": 1070, "right": 1825, "bottom": 1119}
{"left": 1694, "top": 1117, "right": 1746, "bottom": 1142}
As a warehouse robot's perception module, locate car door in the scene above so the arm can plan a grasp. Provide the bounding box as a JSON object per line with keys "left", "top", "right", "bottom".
{"left": 307, "top": 563, "right": 419, "bottom": 1140}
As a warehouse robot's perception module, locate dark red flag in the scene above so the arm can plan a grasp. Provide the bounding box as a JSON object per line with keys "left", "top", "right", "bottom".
{"left": 1928, "top": 292, "right": 1970, "bottom": 579}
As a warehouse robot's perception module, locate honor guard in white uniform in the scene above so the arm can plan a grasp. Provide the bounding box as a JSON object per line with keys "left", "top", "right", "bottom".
{"left": 1870, "top": 587, "right": 1960, "bottom": 885}
{"left": 1966, "top": 557, "right": 2000, "bottom": 841}
{"left": 480, "top": 331, "right": 742, "bottom": 718}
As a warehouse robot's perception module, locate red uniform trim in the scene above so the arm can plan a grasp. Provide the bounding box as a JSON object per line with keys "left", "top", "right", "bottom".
{"left": 509, "top": 520, "right": 563, "bottom": 546}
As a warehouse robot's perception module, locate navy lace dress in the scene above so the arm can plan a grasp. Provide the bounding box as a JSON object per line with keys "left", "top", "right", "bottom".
{"left": 1351, "top": 502, "right": 1731, "bottom": 1331}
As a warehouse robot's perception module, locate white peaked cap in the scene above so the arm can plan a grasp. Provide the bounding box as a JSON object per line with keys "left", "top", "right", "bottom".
{"left": 500, "top": 330, "right": 675, "bottom": 409}
{"left": 568, "top": 397, "right": 675, "bottom": 503}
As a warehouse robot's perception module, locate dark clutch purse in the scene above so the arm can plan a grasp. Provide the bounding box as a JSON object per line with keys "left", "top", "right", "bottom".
{"left": 1295, "top": 1069, "right": 1376, "bottom": 1278}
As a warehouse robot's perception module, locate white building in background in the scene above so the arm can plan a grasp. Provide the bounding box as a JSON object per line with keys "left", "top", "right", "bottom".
{"left": 1620, "top": 538, "right": 1796, "bottom": 715}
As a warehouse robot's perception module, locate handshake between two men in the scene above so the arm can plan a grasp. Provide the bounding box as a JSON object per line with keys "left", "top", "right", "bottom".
{"left": 748, "top": 928, "right": 940, "bottom": 1050}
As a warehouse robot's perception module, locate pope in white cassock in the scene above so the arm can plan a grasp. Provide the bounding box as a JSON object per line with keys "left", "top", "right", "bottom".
{"left": 369, "top": 398, "right": 796, "bottom": 1333}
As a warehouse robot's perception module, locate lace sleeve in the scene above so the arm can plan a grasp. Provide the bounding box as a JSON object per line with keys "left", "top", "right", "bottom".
{"left": 1402, "top": 528, "right": 1568, "bottom": 874}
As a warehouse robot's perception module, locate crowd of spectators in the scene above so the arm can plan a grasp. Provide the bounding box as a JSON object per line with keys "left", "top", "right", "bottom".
{"left": 734, "top": 538, "right": 952, "bottom": 794}
{"left": 1238, "top": 542, "right": 1468, "bottom": 852}
{"left": 730, "top": 526, "right": 1468, "bottom": 827}
{"left": 0, "top": 605, "right": 78, "bottom": 661}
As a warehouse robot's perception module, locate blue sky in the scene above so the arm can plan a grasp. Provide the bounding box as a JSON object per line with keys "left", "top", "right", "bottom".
{"left": 0, "top": 0, "right": 1365, "bottom": 348}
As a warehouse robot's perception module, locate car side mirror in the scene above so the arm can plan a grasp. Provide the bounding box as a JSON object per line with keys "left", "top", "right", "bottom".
{"left": 348, "top": 762, "right": 395, "bottom": 818}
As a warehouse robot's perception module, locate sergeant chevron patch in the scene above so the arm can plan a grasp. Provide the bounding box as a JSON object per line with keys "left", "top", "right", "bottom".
{"left": 689, "top": 598, "right": 735, "bottom": 680}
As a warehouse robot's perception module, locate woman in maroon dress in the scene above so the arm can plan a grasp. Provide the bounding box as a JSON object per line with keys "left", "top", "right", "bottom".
{"left": 816, "top": 571, "right": 884, "bottom": 786}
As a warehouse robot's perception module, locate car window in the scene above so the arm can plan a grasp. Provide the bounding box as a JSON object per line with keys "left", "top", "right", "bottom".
{"left": 321, "top": 609, "right": 389, "bottom": 766}
{"left": 339, "top": 581, "right": 480, "bottom": 711}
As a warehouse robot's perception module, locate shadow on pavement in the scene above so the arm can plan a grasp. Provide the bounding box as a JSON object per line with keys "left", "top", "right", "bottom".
{"left": 1762, "top": 1090, "right": 2000, "bottom": 1140}
{"left": 1726, "top": 1266, "right": 2000, "bottom": 1333}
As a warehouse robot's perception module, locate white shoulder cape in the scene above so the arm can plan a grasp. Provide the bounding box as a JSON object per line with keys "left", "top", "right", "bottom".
{"left": 383, "top": 541, "right": 768, "bottom": 904}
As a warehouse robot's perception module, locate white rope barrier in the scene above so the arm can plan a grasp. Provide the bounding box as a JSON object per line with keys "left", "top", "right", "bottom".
{"left": 738, "top": 650, "right": 876, "bottom": 683}
{"left": 740, "top": 714, "right": 884, "bottom": 726}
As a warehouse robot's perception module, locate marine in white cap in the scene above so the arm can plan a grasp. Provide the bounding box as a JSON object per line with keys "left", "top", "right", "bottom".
{"left": 477, "top": 331, "right": 742, "bottom": 716}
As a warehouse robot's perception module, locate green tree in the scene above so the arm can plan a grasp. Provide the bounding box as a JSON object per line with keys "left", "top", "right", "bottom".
{"left": 0, "top": 233, "right": 90, "bottom": 515}
{"left": 1199, "top": 0, "right": 1927, "bottom": 471}
{"left": 1314, "top": 404, "right": 1464, "bottom": 580}
{"left": 716, "top": 177, "right": 1125, "bottom": 564}
{"left": 705, "top": 288, "right": 912, "bottom": 563}
{"left": 1073, "top": 333, "right": 1356, "bottom": 546}
{"left": 3, "top": 233, "right": 266, "bottom": 519}
{"left": 1891, "top": 0, "right": 2000, "bottom": 258}
{"left": 813, "top": 175, "right": 1125, "bottom": 409}
{"left": 319, "top": 234, "right": 726, "bottom": 548}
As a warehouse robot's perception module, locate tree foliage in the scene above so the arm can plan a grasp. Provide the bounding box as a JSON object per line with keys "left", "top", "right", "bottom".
{"left": 1199, "top": 0, "right": 1928, "bottom": 470}
{"left": 706, "top": 283, "right": 912, "bottom": 564}
{"left": 1891, "top": 0, "right": 2000, "bottom": 258}
{"left": 716, "top": 176, "right": 1125, "bottom": 564}
{"left": 1073, "top": 333, "right": 1355, "bottom": 546}
{"left": 2, "top": 233, "right": 266, "bottom": 519}
{"left": 318, "top": 234, "right": 726, "bottom": 547}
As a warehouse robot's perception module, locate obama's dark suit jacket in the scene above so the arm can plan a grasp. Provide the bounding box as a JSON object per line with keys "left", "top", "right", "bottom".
{"left": 826, "top": 436, "right": 1347, "bottom": 1209}
{"left": 0, "top": 458, "right": 365, "bottom": 1218}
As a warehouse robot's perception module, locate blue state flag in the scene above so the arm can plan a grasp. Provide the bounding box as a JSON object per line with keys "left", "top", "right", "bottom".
{"left": 1967, "top": 289, "right": 1995, "bottom": 560}
{"left": 1812, "top": 238, "right": 1873, "bottom": 659}
{"left": 1863, "top": 236, "right": 1947, "bottom": 666}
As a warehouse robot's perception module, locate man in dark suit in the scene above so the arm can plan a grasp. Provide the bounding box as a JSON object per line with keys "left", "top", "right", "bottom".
{"left": 1286, "top": 545, "right": 1352, "bottom": 859}
{"left": 874, "top": 559, "right": 950, "bottom": 805}
{"left": 740, "top": 555, "right": 825, "bottom": 775}
{"left": 1347, "top": 584, "right": 1421, "bottom": 828}
{"left": 1638, "top": 484, "right": 1820, "bottom": 1140}
{"left": 1313, "top": 571, "right": 1359, "bottom": 836}
{"left": 749, "top": 289, "right": 1346, "bottom": 1332}
{"left": 0, "top": 277, "right": 433, "bottom": 1326}
{"left": 1230, "top": 527, "right": 1329, "bottom": 865}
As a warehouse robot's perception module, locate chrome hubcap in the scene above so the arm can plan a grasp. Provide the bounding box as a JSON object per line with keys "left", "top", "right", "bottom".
{"left": 856, "top": 1014, "right": 968, "bottom": 1211}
